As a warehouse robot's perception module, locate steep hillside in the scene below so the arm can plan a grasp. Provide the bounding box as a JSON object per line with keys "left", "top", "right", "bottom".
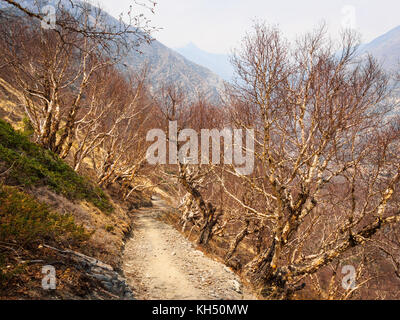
{"left": 124, "top": 39, "right": 226, "bottom": 104}
{"left": 0, "top": 119, "right": 137, "bottom": 299}
{"left": 176, "top": 42, "right": 234, "bottom": 82}
{"left": 0, "top": 0, "right": 226, "bottom": 104}
{"left": 358, "top": 25, "right": 400, "bottom": 72}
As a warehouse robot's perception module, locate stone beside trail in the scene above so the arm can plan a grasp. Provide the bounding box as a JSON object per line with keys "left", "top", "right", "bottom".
{"left": 122, "top": 199, "right": 256, "bottom": 300}
{"left": 42, "top": 244, "right": 134, "bottom": 299}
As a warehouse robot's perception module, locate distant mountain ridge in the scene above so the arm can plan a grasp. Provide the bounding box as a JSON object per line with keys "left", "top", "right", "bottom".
{"left": 174, "top": 26, "right": 400, "bottom": 83}
{"left": 0, "top": 0, "right": 226, "bottom": 104}
{"left": 3, "top": 1, "right": 399, "bottom": 105}
{"left": 176, "top": 43, "right": 234, "bottom": 82}
{"left": 124, "top": 40, "right": 226, "bottom": 104}
{"left": 358, "top": 25, "right": 400, "bottom": 72}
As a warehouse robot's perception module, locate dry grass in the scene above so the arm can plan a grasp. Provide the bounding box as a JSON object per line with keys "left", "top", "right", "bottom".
{"left": 31, "top": 186, "right": 132, "bottom": 268}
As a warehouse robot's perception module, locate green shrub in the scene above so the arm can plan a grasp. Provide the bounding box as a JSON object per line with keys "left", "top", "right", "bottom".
{"left": 105, "top": 225, "right": 114, "bottom": 232}
{"left": 0, "top": 184, "right": 91, "bottom": 286}
{"left": 0, "top": 119, "right": 113, "bottom": 212}
{"left": 21, "top": 117, "right": 34, "bottom": 138}
{"left": 0, "top": 185, "right": 90, "bottom": 246}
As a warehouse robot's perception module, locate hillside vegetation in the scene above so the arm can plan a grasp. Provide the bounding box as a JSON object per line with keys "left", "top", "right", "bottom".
{"left": 1, "top": 0, "right": 400, "bottom": 301}
{"left": 0, "top": 184, "right": 89, "bottom": 286}
{"left": 0, "top": 118, "right": 135, "bottom": 299}
{"left": 0, "top": 119, "right": 113, "bottom": 212}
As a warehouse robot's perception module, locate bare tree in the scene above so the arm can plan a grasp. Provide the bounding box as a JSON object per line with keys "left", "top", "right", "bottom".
{"left": 219, "top": 22, "right": 400, "bottom": 298}
{"left": 155, "top": 85, "right": 227, "bottom": 245}
{"left": 0, "top": 0, "right": 156, "bottom": 156}
{"left": 0, "top": 0, "right": 157, "bottom": 49}
{"left": 83, "top": 68, "right": 153, "bottom": 190}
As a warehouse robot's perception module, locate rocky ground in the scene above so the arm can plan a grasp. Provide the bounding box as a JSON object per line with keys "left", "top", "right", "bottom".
{"left": 122, "top": 198, "right": 256, "bottom": 300}
{"left": 37, "top": 244, "right": 134, "bottom": 300}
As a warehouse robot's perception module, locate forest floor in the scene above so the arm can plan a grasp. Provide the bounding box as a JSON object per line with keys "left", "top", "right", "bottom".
{"left": 122, "top": 197, "right": 256, "bottom": 300}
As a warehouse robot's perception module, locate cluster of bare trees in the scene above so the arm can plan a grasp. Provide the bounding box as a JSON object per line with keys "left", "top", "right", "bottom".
{"left": 0, "top": 0, "right": 156, "bottom": 195}
{"left": 1, "top": 1, "right": 400, "bottom": 300}
{"left": 153, "top": 85, "right": 228, "bottom": 245}
{"left": 74, "top": 66, "right": 153, "bottom": 190}
{"left": 162, "top": 23, "right": 400, "bottom": 299}
{"left": 224, "top": 23, "right": 400, "bottom": 299}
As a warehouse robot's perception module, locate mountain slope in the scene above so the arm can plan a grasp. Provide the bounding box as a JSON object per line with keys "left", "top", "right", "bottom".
{"left": 124, "top": 40, "right": 226, "bottom": 104}
{"left": 0, "top": 0, "right": 226, "bottom": 104}
{"left": 176, "top": 42, "right": 234, "bottom": 82}
{"left": 358, "top": 25, "right": 400, "bottom": 72}
{"left": 0, "top": 118, "right": 135, "bottom": 299}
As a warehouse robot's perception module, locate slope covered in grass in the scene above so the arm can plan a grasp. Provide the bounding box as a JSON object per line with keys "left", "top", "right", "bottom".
{"left": 0, "top": 119, "right": 113, "bottom": 212}
{"left": 0, "top": 119, "right": 130, "bottom": 298}
{"left": 0, "top": 184, "right": 89, "bottom": 247}
{"left": 0, "top": 184, "right": 90, "bottom": 284}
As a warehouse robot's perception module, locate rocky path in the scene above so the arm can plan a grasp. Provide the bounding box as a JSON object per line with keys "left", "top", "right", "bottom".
{"left": 122, "top": 199, "right": 256, "bottom": 300}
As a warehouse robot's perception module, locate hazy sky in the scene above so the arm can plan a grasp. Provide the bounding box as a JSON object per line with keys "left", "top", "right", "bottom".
{"left": 97, "top": 0, "right": 400, "bottom": 54}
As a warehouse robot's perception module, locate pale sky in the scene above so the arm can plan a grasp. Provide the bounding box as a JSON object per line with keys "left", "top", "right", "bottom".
{"left": 97, "top": 0, "right": 400, "bottom": 54}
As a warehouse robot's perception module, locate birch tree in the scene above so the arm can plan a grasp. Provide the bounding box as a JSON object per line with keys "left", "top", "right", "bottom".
{"left": 156, "top": 86, "right": 226, "bottom": 245}
{"left": 0, "top": 0, "right": 155, "bottom": 156}
{"left": 221, "top": 22, "right": 400, "bottom": 298}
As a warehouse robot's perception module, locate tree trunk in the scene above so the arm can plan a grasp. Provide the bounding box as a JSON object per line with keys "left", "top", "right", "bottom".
{"left": 225, "top": 221, "right": 249, "bottom": 262}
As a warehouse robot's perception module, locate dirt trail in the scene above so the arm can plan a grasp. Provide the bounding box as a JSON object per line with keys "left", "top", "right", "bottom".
{"left": 122, "top": 198, "right": 256, "bottom": 300}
